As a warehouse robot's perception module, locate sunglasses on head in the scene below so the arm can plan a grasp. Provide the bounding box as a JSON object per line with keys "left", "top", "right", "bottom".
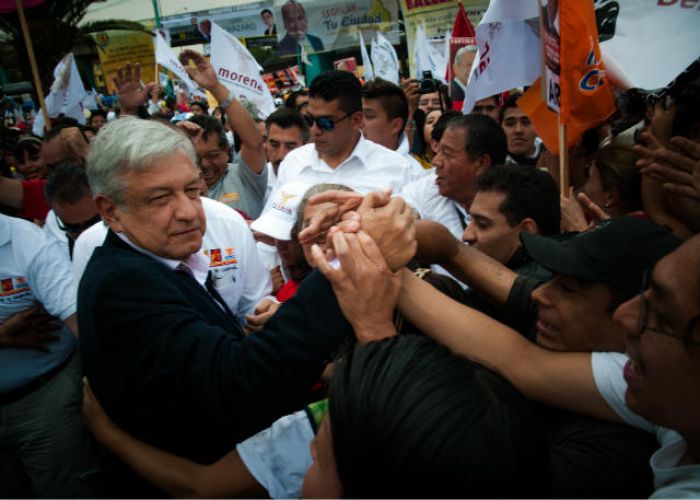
{"left": 303, "top": 111, "right": 355, "bottom": 132}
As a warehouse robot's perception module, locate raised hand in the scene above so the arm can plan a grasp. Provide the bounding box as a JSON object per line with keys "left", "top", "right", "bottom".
{"left": 178, "top": 50, "right": 219, "bottom": 91}
{"left": 312, "top": 231, "right": 398, "bottom": 344}
{"left": 114, "top": 63, "right": 155, "bottom": 116}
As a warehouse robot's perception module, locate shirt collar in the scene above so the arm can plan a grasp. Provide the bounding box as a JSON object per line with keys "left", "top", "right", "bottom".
{"left": 312, "top": 132, "right": 366, "bottom": 171}
{"left": 116, "top": 232, "right": 209, "bottom": 286}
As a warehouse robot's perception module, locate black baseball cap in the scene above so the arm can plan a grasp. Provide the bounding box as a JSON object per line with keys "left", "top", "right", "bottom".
{"left": 521, "top": 217, "right": 681, "bottom": 299}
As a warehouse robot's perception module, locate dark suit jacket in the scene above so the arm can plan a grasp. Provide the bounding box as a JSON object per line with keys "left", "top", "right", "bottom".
{"left": 79, "top": 230, "right": 351, "bottom": 496}
{"left": 276, "top": 32, "right": 324, "bottom": 56}
{"left": 450, "top": 79, "right": 466, "bottom": 101}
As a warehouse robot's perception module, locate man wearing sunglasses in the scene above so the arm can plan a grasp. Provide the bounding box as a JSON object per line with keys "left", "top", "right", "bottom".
{"left": 267, "top": 71, "right": 425, "bottom": 208}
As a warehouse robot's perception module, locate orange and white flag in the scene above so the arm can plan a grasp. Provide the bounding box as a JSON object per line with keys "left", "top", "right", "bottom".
{"left": 520, "top": 0, "right": 615, "bottom": 154}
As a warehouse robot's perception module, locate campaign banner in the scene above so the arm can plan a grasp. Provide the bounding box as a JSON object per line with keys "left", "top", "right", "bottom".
{"left": 210, "top": 22, "right": 276, "bottom": 117}
{"left": 272, "top": 0, "right": 400, "bottom": 57}
{"left": 399, "top": 0, "right": 487, "bottom": 76}
{"left": 162, "top": 3, "right": 273, "bottom": 47}
{"left": 91, "top": 30, "right": 156, "bottom": 95}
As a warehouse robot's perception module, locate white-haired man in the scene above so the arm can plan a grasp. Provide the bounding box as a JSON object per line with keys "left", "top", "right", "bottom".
{"left": 78, "top": 117, "right": 413, "bottom": 496}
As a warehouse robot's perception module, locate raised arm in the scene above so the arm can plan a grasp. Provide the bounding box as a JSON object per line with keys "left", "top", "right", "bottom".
{"left": 397, "top": 268, "right": 618, "bottom": 422}
{"left": 0, "top": 176, "right": 24, "bottom": 209}
{"left": 179, "top": 50, "right": 266, "bottom": 173}
{"left": 414, "top": 219, "right": 518, "bottom": 304}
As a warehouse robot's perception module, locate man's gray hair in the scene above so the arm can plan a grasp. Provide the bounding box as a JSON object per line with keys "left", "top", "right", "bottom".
{"left": 87, "top": 117, "right": 197, "bottom": 205}
{"left": 455, "top": 45, "right": 478, "bottom": 65}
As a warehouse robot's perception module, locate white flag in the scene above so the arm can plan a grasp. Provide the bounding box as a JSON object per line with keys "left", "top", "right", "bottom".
{"left": 413, "top": 24, "right": 447, "bottom": 83}
{"left": 371, "top": 32, "right": 399, "bottom": 84}
{"left": 33, "top": 52, "right": 87, "bottom": 136}
{"left": 359, "top": 30, "right": 374, "bottom": 81}
{"left": 154, "top": 31, "right": 202, "bottom": 96}
{"left": 462, "top": 0, "right": 540, "bottom": 114}
{"left": 462, "top": 0, "right": 700, "bottom": 116}
{"left": 210, "top": 22, "right": 275, "bottom": 117}
{"left": 596, "top": 1, "right": 700, "bottom": 90}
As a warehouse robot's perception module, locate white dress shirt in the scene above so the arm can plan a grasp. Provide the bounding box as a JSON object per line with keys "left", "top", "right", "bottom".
{"left": 273, "top": 134, "right": 426, "bottom": 196}
{"left": 73, "top": 197, "right": 271, "bottom": 320}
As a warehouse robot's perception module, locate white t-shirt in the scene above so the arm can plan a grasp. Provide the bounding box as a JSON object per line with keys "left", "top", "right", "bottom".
{"left": 72, "top": 197, "right": 271, "bottom": 320}
{"left": 591, "top": 352, "right": 700, "bottom": 498}
{"left": 0, "top": 214, "right": 76, "bottom": 392}
{"left": 237, "top": 409, "right": 314, "bottom": 499}
{"left": 272, "top": 134, "right": 426, "bottom": 199}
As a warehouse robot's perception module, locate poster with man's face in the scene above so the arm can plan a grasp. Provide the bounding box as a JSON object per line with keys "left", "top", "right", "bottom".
{"left": 273, "top": 0, "right": 400, "bottom": 56}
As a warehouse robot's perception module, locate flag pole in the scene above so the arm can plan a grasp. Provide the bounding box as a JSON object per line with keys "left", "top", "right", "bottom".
{"left": 16, "top": 0, "right": 50, "bottom": 131}
{"left": 558, "top": 120, "right": 569, "bottom": 197}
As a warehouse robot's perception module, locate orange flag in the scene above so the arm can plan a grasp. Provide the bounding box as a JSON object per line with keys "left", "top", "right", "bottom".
{"left": 520, "top": 0, "right": 615, "bottom": 154}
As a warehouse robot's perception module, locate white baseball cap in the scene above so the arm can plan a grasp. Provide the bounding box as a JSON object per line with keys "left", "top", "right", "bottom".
{"left": 251, "top": 181, "right": 311, "bottom": 241}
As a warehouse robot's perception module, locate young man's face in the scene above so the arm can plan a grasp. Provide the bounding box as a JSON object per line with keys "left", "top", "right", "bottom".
{"left": 361, "top": 98, "right": 401, "bottom": 150}
{"left": 472, "top": 97, "right": 500, "bottom": 123}
{"left": 306, "top": 97, "right": 360, "bottom": 160}
{"left": 614, "top": 236, "right": 700, "bottom": 436}
{"left": 266, "top": 123, "right": 305, "bottom": 172}
{"left": 501, "top": 106, "right": 537, "bottom": 157}
{"left": 261, "top": 11, "right": 274, "bottom": 27}
{"left": 462, "top": 190, "right": 524, "bottom": 265}
{"left": 531, "top": 275, "right": 625, "bottom": 353}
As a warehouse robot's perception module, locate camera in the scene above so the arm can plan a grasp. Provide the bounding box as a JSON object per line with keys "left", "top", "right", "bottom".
{"left": 418, "top": 71, "right": 438, "bottom": 94}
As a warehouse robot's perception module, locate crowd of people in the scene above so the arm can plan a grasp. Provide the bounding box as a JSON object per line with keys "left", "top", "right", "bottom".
{"left": 0, "top": 43, "right": 699, "bottom": 499}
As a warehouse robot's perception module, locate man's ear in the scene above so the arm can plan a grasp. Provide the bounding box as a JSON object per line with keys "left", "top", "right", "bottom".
{"left": 352, "top": 110, "right": 364, "bottom": 130}
{"left": 475, "top": 154, "right": 492, "bottom": 176}
{"left": 519, "top": 217, "right": 538, "bottom": 235}
{"left": 390, "top": 117, "right": 404, "bottom": 140}
{"left": 94, "top": 195, "right": 123, "bottom": 233}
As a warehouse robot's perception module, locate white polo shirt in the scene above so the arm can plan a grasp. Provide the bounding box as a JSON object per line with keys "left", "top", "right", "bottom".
{"left": 273, "top": 134, "right": 426, "bottom": 196}
{"left": 72, "top": 197, "right": 271, "bottom": 320}
{"left": 398, "top": 173, "right": 470, "bottom": 240}
{"left": 0, "top": 214, "right": 76, "bottom": 392}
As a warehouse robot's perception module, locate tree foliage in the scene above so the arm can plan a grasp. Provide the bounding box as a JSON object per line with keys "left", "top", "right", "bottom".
{"left": 0, "top": 0, "right": 150, "bottom": 91}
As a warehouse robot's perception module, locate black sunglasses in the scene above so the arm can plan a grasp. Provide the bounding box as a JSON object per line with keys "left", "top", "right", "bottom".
{"left": 57, "top": 214, "right": 102, "bottom": 237}
{"left": 303, "top": 111, "right": 355, "bottom": 132}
